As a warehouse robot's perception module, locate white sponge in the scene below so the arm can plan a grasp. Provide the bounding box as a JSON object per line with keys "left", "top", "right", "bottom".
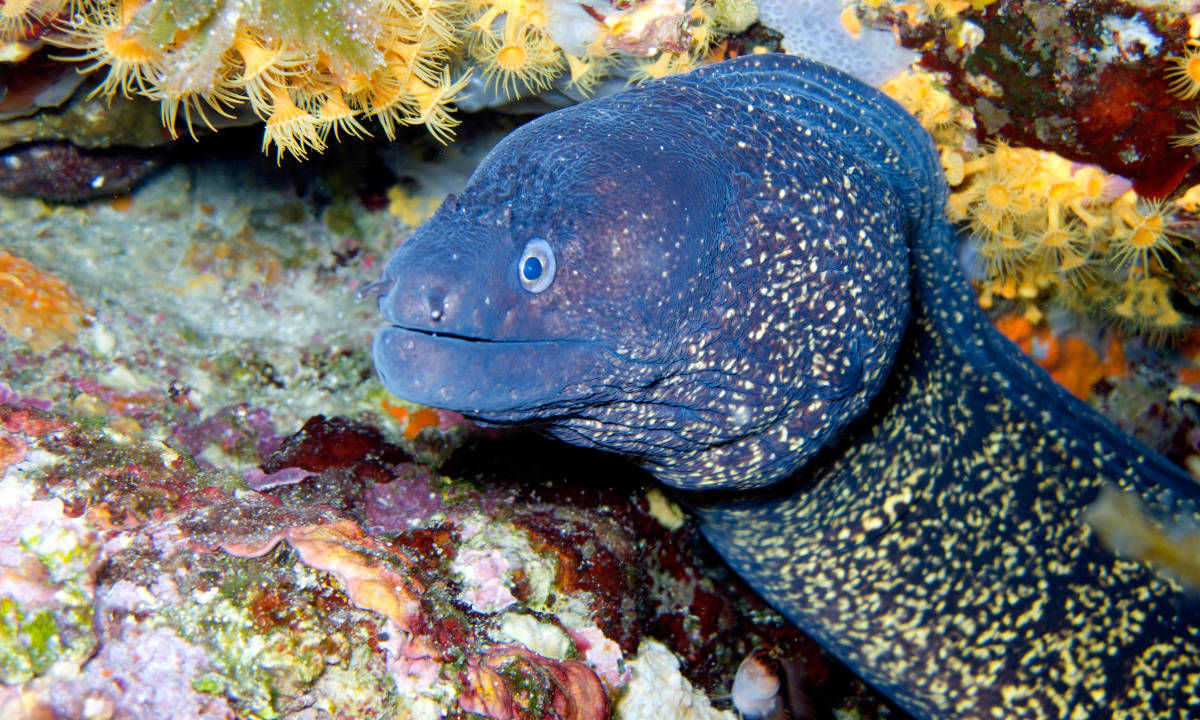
{"left": 757, "top": 0, "right": 916, "bottom": 85}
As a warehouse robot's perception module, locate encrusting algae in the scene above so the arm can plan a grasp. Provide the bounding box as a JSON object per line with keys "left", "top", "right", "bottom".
{"left": 0, "top": 249, "right": 86, "bottom": 353}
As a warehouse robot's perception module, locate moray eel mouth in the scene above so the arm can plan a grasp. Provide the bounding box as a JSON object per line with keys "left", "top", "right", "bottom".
{"left": 373, "top": 324, "right": 614, "bottom": 419}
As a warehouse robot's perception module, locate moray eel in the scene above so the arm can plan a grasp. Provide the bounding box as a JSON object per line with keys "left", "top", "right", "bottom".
{"left": 372, "top": 54, "right": 1200, "bottom": 718}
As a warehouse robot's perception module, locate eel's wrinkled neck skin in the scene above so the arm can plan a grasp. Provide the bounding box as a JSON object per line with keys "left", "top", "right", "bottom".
{"left": 689, "top": 58, "right": 1200, "bottom": 720}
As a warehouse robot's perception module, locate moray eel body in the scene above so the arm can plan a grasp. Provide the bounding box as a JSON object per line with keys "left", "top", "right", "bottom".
{"left": 373, "top": 55, "right": 1200, "bottom": 718}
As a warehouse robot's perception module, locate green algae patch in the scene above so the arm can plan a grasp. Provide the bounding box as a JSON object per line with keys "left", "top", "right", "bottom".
{"left": 0, "top": 566, "right": 96, "bottom": 684}
{"left": 162, "top": 550, "right": 398, "bottom": 719}
{"left": 0, "top": 600, "right": 60, "bottom": 682}
{"left": 0, "top": 475, "right": 101, "bottom": 685}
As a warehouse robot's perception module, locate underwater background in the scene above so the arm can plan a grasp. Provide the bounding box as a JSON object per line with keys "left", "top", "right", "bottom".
{"left": 2, "top": 0, "right": 1200, "bottom": 718}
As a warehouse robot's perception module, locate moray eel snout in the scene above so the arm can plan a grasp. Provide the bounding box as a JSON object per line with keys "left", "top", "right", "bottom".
{"left": 374, "top": 214, "right": 613, "bottom": 416}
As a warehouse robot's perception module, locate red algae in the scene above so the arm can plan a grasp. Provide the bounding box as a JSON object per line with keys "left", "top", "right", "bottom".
{"left": 887, "top": 0, "right": 1198, "bottom": 196}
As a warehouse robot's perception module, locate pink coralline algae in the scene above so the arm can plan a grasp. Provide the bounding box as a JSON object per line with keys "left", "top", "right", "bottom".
{"left": 452, "top": 548, "right": 520, "bottom": 613}
{"left": 460, "top": 647, "right": 609, "bottom": 720}
{"left": 0, "top": 403, "right": 896, "bottom": 718}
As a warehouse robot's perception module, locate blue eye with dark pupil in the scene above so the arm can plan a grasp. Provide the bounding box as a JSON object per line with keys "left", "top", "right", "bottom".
{"left": 522, "top": 256, "right": 543, "bottom": 281}
{"left": 518, "top": 237, "right": 555, "bottom": 293}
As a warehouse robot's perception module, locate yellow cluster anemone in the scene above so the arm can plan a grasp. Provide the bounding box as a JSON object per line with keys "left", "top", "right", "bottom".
{"left": 1111, "top": 276, "right": 1188, "bottom": 342}
{"left": 40, "top": 0, "right": 723, "bottom": 157}
{"left": 881, "top": 70, "right": 968, "bottom": 150}
{"left": 45, "top": 0, "right": 472, "bottom": 161}
{"left": 884, "top": 69, "right": 1191, "bottom": 340}
{"left": 947, "top": 145, "right": 1106, "bottom": 289}
{"left": 1168, "top": 39, "right": 1200, "bottom": 101}
{"left": 0, "top": 0, "right": 68, "bottom": 43}
{"left": 464, "top": 0, "right": 716, "bottom": 101}
{"left": 471, "top": 6, "right": 564, "bottom": 98}
{"left": 1167, "top": 38, "right": 1200, "bottom": 148}
{"left": 947, "top": 144, "right": 1187, "bottom": 335}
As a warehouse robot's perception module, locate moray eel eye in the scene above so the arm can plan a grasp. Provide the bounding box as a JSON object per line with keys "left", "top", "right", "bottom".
{"left": 518, "top": 238, "right": 556, "bottom": 293}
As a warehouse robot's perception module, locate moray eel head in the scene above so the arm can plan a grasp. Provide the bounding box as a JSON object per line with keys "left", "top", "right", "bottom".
{"left": 374, "top": 118, "right": 726, "bottom": 426}
{"left": 373, "top": 73, "right": 912, "bottom": 490}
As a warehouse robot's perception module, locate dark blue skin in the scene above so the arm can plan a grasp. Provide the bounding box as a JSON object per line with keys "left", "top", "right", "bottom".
{"left": 374, "top": 55, "right": 1200, "bottom": 718}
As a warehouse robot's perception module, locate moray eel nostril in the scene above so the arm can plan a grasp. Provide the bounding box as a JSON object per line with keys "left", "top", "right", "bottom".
{"left": 372, "top": 54, "right": 1200, "bottom": 719}
{"left": 427, "top": 289, "right": 445, "bottom": 322}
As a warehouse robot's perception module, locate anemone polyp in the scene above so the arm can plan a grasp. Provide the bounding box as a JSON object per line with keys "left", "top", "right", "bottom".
{"left": 262, "top": 86, "right": 325, "bottom": 162}
{"left": 476, "top": 22, "right": 562, "bottom": 98}
{"left": 1112, "top": 275, "right": 1187, "bottom": 342}
{"left": 404, "top": 71, "right": 470, "bottom": 143}
{"left": 1110, "top": 197, "right": 1181, "bottom": 270}
{"left": 317, "top": 92, "right": 370, "bottom": 141}
{"left": 1171, "top": 108, "right": 1200, "bottom": 148}
{"left": 0, "top": 0, "right": 58, "bottom": 42}
{"left": 1167, "top": 40, "right": 1200, "bottom": 99}
{"left": 53, "top": 1, "right": 165, "bottom": 98}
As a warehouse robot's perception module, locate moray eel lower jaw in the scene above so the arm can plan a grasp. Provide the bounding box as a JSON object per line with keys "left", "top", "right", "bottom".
{"left": 372, "top": 324, "right": 612, "bottom": 417}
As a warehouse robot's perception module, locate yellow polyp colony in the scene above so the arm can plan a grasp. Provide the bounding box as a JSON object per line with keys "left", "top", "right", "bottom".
{"left": 44, "top": 0, "right": 719, "bottom": 158}
{"left": 949, "top": 144, "right": 1187, "bottom": 334}
{"left": 0, "top": 249, "right": 87, "bottom": 352}
{"left": 46, "top": 0, "right": 473, "bottom": 160}
{"left": 1169, "top": 42, "right": 1200, "bottom": 151}
{"left": 1109, "top": 196, "right": 1182, "bottom": 270}
{"left": 459, "top": 0, "right": 715, "bottom": 100}
{"left": 884, "top": 69, "right": 1192, "bottom": 339}
{"left": 881, "top": 70, "right": 970, "bottom": 148}
{"left": 1111, "top": 276, "right": 1188, "bottom": 341}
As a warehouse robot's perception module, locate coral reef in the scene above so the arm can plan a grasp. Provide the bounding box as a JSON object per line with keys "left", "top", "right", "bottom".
{"left": 0, "top": 142, "right": 906, "bottom": 715}
{"left": 5, "top": 2, "right": 1200, "bottom": 706}
{"left": 0, "top": 395, "right": 903, "bottom": 718}
{"left": 875, "top": 1, "right": 1200, "bottom": 343}
{"left": 864, "top": 0, "right": 1200, "bottom": 478}
{"left": 874, "top": 0, "right": 1196, "bottom": 194}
